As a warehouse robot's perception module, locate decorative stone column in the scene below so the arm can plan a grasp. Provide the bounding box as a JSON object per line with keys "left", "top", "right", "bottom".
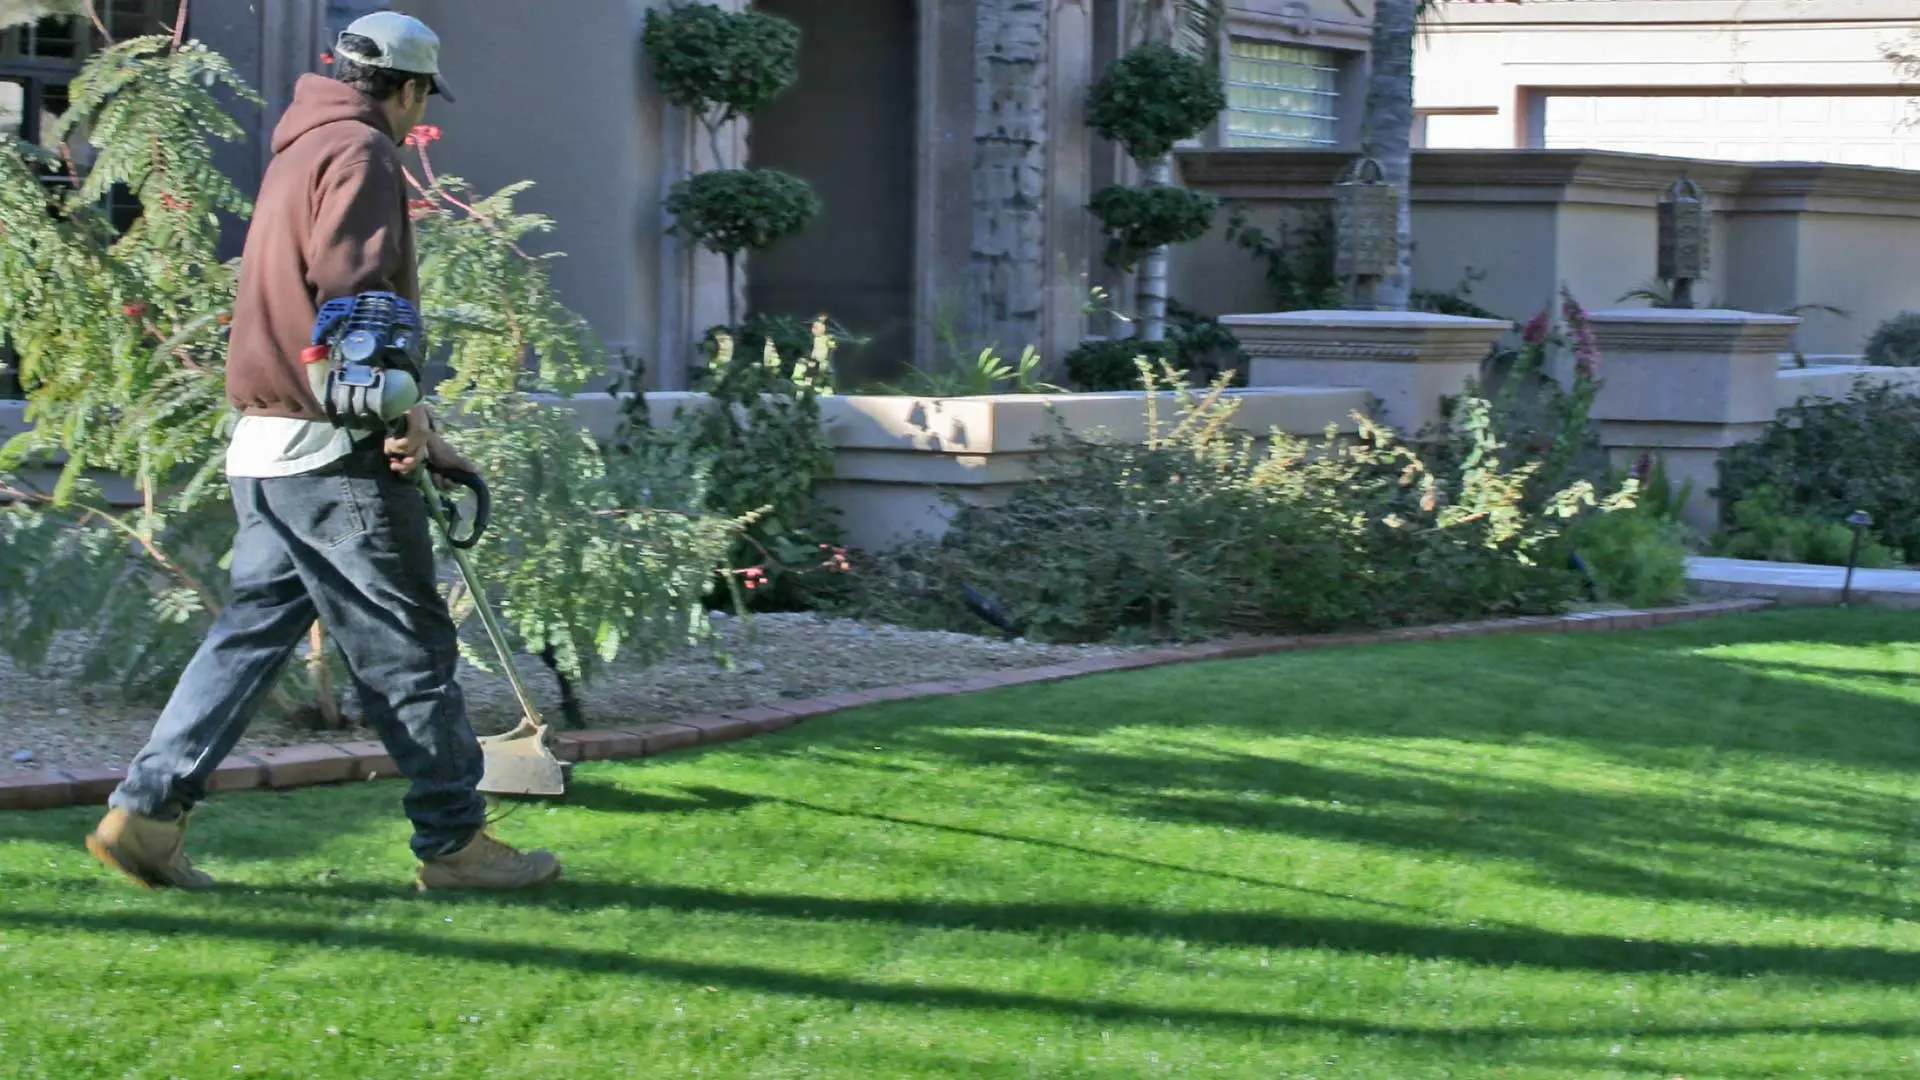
{"left": 1221, "top": 310, "right": 1510, "bottom": 433}
{"left": 1586, "top": 308, "right": 1802, "bottom": 533}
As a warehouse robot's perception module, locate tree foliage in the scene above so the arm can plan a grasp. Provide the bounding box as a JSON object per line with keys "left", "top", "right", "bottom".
{"left": 0, "top": 32, "right": 742, "bottom": 716}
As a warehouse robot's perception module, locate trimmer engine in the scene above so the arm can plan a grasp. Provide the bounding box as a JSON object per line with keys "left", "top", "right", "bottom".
{"left": 306, "top": 291, "right": 426, "bottom": 434}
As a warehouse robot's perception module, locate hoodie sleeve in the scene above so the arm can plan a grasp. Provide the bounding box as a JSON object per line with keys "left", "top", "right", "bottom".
{"left": 305, "top": 146, "right": 407, "bottom": 301}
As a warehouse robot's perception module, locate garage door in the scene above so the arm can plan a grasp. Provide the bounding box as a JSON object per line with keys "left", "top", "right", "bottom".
{"left": 1541, "top": 94, "right": 1920, "bottom": 171}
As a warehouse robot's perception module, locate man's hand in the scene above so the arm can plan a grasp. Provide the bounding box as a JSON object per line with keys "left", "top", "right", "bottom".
{"left": 385, "top": 405, "right": 433, "bottom": 476}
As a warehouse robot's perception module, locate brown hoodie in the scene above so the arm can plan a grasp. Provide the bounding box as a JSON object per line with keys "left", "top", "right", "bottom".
{"left": 225, "top": 74, "right": 419, "bottom": 419}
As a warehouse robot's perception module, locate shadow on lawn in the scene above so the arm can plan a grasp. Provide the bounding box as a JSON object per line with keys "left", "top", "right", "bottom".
{"left": 749, "top": 613, "right": 1920, "bottom": 923}
{"left": 180, "top": 874, "right": 1920, "bottom": 985}
{"left": 2, "top": 903, "right": 1917, "bottom": 1035}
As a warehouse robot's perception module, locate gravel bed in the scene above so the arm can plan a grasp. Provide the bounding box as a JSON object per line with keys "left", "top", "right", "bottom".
{"left": 2, "top": 613, "right": 1143, "bottom": 775}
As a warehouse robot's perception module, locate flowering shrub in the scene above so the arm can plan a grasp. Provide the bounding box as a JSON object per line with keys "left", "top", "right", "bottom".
{"left": 1453, "top": 285, "right": 1609, "bottom": 505}
{"left": 0, "top": 33, "right": 743, "bottom": 720}
{"left": 0, "top": 33, "right": 262, "bottom": 696}
{"left": 666, "top": 320, "right": 847, "bottom": 612}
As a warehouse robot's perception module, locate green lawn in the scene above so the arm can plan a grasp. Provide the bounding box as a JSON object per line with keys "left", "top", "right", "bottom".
{"left": 2, "top": 609, "right": 1917, "bottom": 1079}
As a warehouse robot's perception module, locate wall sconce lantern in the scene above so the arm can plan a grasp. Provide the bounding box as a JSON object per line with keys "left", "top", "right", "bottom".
{"left": 1334, "top": 155, "right": 1399, "bottom": 307}
{"left": 1657, "top": 175, "right": 1709, "bottom": 309}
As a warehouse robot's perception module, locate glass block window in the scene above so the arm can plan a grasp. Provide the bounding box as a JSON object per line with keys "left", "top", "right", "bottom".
{"left": 1224, "top": 40, "right": 1340, "bottom": 148}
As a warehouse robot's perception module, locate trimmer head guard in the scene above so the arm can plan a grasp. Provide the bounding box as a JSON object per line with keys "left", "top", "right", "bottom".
{"left": 476, "top": 718, "right": 569, "bottom": 797}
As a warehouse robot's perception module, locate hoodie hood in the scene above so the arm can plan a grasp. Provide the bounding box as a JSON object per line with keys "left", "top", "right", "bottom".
{"left": 271, "top": 74, "right": 395, "bottom": 154}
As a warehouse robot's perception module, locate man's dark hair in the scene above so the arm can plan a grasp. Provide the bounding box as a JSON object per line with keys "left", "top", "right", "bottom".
{"left": 332, "top": 33, "right": 433, "bottom": 101}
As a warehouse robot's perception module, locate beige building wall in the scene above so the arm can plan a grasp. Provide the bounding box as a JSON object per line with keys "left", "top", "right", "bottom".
{"left": 1177, "top": 149, "right": 1920, "bottom": 356}
{"left": 1416, "top": 0, "right": 1920, "bottom": 168}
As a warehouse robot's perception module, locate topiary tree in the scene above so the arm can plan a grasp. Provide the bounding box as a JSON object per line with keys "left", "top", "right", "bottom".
{"left": 663, "top": 167, "right": 820, "bottom": 327}
{"left": 641, "top": 1, "right": 843, "bottom": 612}
{"left": 643, "top": 0, "right": 818, "bottom": 326}
{"left": 1085, "top": 41, "right": 1226, "bottom": 345}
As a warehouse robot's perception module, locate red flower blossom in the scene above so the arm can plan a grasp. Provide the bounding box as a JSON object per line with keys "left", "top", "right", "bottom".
{"left": 404, "top": 124, "right": 443, "bottom": 148}
{"left": 122, "top": 303, "right": 146, "bottom": 318}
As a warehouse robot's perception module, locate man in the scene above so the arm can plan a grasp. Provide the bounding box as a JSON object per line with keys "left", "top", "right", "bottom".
{"left": 85, "top": 12, "right": 562, "bottom": 893}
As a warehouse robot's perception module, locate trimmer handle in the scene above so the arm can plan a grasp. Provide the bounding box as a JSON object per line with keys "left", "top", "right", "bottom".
{"left": 428, "top": 464, "right": 491, "bottom": 549}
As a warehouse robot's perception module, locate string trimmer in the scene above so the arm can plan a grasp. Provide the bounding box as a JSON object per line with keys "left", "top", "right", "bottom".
{"left": 417, "top": 465, "right": 570, "bottom": 798}
{"left": 307, "top": 290, "right": 569, "bottom": 798}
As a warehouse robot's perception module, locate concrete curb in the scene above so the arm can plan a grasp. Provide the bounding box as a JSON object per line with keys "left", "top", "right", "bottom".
{"left": 0, "top": 598, "right": 1774, "bottom": 812}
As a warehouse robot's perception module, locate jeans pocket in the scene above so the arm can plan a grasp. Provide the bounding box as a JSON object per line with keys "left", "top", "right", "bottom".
{"left": 288, "top": 473, "right": 370, "bottom": 549}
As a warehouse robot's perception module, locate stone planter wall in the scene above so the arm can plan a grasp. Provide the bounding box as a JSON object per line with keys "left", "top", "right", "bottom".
{"left": 0, "top": 387, "right": 1371, "bottom": 553}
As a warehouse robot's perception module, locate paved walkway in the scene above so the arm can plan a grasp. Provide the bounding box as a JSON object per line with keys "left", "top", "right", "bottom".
{"left": 1687, "top": 556, "right": 1920, "bottom": 609}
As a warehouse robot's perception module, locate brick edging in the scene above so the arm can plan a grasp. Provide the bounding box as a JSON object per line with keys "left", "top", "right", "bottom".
{"left": 0, "top": 599, "right": 1773, "bottom": 812}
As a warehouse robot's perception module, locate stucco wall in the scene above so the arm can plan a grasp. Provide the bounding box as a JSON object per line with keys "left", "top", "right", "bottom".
{"left": 391, "top": 0, "right": 666, "bottom": 387}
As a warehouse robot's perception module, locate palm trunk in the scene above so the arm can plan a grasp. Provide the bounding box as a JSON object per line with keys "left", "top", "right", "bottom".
{"left": 968, "top": 0, "right": 1050, "bottom": 354}
{"left": 1137, "top": 157, "right": 1173, "bottom": 342}
{"left": 724, "top": 252, "right": 738, "bottom": 328}
{"left": 1361, "top": 0, "right": 1419, "bottom": 312}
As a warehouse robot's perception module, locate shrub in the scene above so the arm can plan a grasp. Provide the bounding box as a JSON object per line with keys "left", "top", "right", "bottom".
{"left": 1064, "top": 302, "right": 1245, "bottom": 392}
{"left": 1063, "top": 337, "right": 1178, "bottom": 392}
{"left": 1413, "top": 269, "right": 1507, "bottom": 322}
{"left": 1567, "top": 506, "right": 1692, "bottom": 608}
{"left": 1863, "top": 312, "right": 1920, "bottom": 367}
{"left": 1711, "top": 489, "right": 1900, "bottom": 568}
{"left": 1222, "top": 205, "right": 1341, "bottom": 312}
{"left": 865, "top": 343, "right": 1064, "bottom": 397}
{"left": 846, "top": 364, "right": 1633, "bottom": 644}
{"left": 1715, "top": 379, "right": 1920, "bottom": 560}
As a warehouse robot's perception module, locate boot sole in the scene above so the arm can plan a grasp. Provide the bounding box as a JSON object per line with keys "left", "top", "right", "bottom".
{"left": 85, "top": 833, "right": 214, "bottom": 891}
{"left": 85, "top": 834, "right": 160, "bottom": 891}
{"left": 414, "top": 862, "right": 564, "bottom": 894}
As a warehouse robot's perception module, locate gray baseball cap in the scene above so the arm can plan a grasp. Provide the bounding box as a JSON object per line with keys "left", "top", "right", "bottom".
{"left": 336, "top": 11, "right": 456, "bottom": 102}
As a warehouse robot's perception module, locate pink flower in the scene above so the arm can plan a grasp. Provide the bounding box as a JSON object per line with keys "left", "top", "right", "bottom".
{"left": 1560, "top": 286, "right": 1602, "bottom": 380}
{"left": 122, "top": 303, "right": 146, "bottom": 318}
{"left": 405, "top": 125, "right": 443, "bottom": 148}
{"left": 1521, "top": 312, "right": 1550, "bottom": 346}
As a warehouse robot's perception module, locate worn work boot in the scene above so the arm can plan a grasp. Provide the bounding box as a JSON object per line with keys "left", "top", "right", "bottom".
{"left": 415, "top": 831, "right": 562, "bottom": 893}
{"left": 86, "top": 808, "right": 216, "bottom": 891}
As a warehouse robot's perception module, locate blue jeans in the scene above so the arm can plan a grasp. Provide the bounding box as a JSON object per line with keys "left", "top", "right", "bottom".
{"left": 110, "top": 440, "right": 487, "bottom": 860}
